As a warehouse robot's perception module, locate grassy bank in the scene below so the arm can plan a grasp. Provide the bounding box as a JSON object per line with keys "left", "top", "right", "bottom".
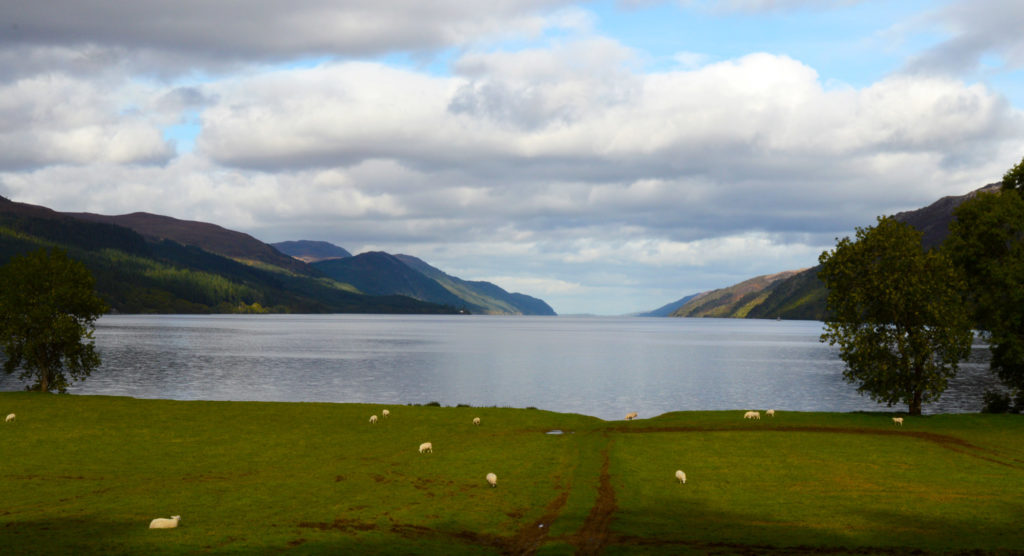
{"left": 1, "top": 393, "right": 1022, "bottom": 555}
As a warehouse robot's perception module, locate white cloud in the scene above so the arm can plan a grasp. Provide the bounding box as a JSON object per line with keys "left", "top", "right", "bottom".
{"left": 0, "top": 74, "right": 174, "bottom": 170}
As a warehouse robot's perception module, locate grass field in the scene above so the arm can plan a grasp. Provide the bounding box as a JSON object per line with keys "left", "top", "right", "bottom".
{"left": 1, "top": 392, "right": 1022, "bottom": 555}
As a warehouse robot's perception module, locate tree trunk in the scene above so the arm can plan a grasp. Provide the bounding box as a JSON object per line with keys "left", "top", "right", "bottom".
{"left": 909, "top": 390, "right": 922, "bottom": 416}
{"left": 39, "top": 365, "right": 49, "bottom": 393}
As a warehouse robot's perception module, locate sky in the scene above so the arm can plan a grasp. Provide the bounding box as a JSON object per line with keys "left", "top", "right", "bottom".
{"left": 1, "top": 1, "right": 1023, "bottom": 316}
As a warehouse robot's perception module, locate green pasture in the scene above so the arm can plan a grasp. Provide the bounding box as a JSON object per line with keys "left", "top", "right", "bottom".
{"left": 1, "top": 393, "right": 1022, "bottom": 555}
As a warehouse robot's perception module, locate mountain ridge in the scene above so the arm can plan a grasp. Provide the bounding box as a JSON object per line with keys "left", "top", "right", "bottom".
{"left": 1, "top": 197, "right": 554, "bottom": 315}
{"left": 647, "top": 182, "right": 1001, "bottom": 320}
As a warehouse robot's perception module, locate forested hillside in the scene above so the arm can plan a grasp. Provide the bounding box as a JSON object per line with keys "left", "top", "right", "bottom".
{"left": 0, "top": 197, "right": 459, "bottom": 314}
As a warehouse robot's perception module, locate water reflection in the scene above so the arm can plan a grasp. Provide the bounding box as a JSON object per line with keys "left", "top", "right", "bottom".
{"left": 0, "top": 315, "right": 1002, "bottom": 420}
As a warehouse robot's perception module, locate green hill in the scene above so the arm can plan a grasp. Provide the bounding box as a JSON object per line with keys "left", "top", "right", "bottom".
{"left": 312, "top": 252, "right": 556, "bottom": 315}
{"left": 0, "top": 196, "right": 458, "bottom": 315}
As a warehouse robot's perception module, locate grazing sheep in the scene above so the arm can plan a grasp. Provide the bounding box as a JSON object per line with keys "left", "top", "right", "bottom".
{"left": 675, "top": 470, "right": 686, "bottom": 484}
{"left": 5, "top": 413, "right": 14, "bottom": 423}
{"left": 486, "top": 472, "right": 497, "bottom": 487}
{"left": 766, "top": 409, "right": 775, "bottom": 417}
{"left": 743, "top": 411, "right": 760, "bottom": 420}
{"left": 419, "top": 442, "right": 433, "bottom": 454}
{"left": 149, "top": 515, "right": 180, "bottom": 529}
{"left": 892, "top": 417, "right": 904, "bottom": 426}
{"left": 473, "top": 417, "right": 481, "bottom": 426}
{"left": 369, "top": 415, "right": 378, "bottom": 424}
{"left": 625, "top": 412, "right": 638, "bottom": 420}
{"left": 382, "top": 409, "right": 390, "bottom": 418}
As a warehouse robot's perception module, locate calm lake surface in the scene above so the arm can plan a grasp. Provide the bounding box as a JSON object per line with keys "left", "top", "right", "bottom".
{"left": 0, "top": 315, "right": 998, "bottom": 420}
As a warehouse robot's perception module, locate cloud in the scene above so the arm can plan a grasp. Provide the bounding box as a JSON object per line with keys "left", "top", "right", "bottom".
{"left": 0, "top": 0, "right": 581, "bottom": 70}
{"left": 190, "top": 49, "right": 1022, "bottom": 235}
{"left": 679, "top": 0, "right": 866, "bottom": 14}
{"left": 902, "top": 0, "right": 1024, "bottom": 76}
{"left": 0, "top": 73, "right": 174, "bottom": 170}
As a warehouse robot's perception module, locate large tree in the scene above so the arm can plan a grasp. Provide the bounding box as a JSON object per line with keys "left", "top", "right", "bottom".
{"left": 818, "top": 216, "right": 973, "bottom": 415}
{"left": 945, "top": 157, "right": 1024, "bottom": 393}
{"left": 0, "top": 248, "right": 107, "bottom": 393}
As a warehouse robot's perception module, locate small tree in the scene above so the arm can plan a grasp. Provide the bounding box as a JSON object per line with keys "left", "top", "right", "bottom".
{"left": 818, "top": 216, "right": 973, "bottom": 415}
{"left": 0, "top": 248, "right": 107, "bottom": 393}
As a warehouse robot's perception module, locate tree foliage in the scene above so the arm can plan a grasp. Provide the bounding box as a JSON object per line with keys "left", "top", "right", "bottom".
{"left": 1003, "top": 154, "right": 1024, "bottom": 193}
{"left": 818, "top": 217, "right": 973, "bottom": 415}
{"left": 945, "top": 165, "right": 1024, "bottom": 392}
{"left": 0, "top": 248, "right": 107, "bottom": 393}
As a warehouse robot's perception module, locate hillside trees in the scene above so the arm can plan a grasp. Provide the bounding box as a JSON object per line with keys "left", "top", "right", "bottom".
{"left": 945, "top": 156, "right": 1024, "bottom": 401}
{"left": 818, "top": 217, "right": 973, "bottom": 415}
{"left": 0, "top": 248, "right": 107, "bottom": 393}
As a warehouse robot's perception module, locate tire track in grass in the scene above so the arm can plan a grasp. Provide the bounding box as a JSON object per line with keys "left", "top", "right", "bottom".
{"left": 504, "top": 489, "right": 570, "bottom": 555}
{"left": 569, "top": 444, "right": 616, "bottom": 555}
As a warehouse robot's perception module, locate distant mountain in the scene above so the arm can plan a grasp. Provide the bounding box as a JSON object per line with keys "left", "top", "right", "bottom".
{"left": 653, "top": 182, "right": 1000, "bottom": 321}
{"left": 394, "top": 254, "right": 556, "bottom": 316}
{"left": 68, "top": 211, "right": 310, "bottom": 275}
{"left": 312, "top": 252, "right": 556, "bottom": 315}
{"left": 272, "top": 240, "right": 351, "bottom": 262}
{"left": 669, "top": 270, "right": 805, "bottom": 318}
{"left": 0, "top": 196, "right": 462, "bottom": 314}
{"left": 634, "top": 294, "right": 699, "bottom": 317}
{"left": 314, "top": 252, "right": 468, "bottom": 308}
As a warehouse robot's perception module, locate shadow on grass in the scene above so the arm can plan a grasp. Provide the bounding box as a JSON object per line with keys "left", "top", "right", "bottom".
{"left": 599, "top": 493, "right": 1024, "bottom": 556}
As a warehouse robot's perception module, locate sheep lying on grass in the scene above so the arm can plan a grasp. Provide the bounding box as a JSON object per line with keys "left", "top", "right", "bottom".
{"left": 625, "top": 412, "right": 638, "bottom": 420}
{"left": 473, "top": 417, "right": 481, "bottom": 426}
{"left": 149, "top": 515, "right": 180, "bottom": 529}
{"left": 486, "top": 472, "right": 497, "bottom": 487}
{"left": 369, "top": 415, "right": 378, "bottom": 424}
{"left": 382, "top": 409, "right": 390, "bottom": 418}
{"left": 892, "top": 417, "right": 904, "bottom": 426}
{"left": 675, "top": 470, "right": 687, "bottom": 484}
{"left": 743, "top": 411, "right": 760, "bottom": 420}
{"left": 766, "top": 409, "right": 775, "bottom": 417}
{"left": 5, "top": 413, "right": 14, "bottom": 423}
{"left": 419, "top": 442, "right": 433, "bottom": 453}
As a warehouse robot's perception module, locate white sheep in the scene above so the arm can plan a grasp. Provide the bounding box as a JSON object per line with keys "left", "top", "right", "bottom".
{"left": 149, "top": 515, "right": 181, "bottom": 529}
{"left": 625, "top": 412, "right": 638, "bottom": 420}
{"left": 766, "top": 409, "right": 775, "bottom": 418}
{"left": 382, "top": 409, "right": 390, "bottom": 418}
{"left": 419, "top": 442, "right": 433, "bottom": 453}
{"left": 369, "top": 415, "right": 378, "bottom": 424}
{"left": 675, "top": 470, "right": 686, "bottom": 484}
{"left": 486, "top": 472, "right": 497, "bottom": 487}
{"left": 473, "top": 417, "right": 481, "bottom": 426}
{"left": 5, "top": 413, "right": 14, "bottom": 423}
{"left": 743, "top": 411, "right": 760, "bottom": 420}
{"left": 892, "top": 417, "right": 904, "bottom": 426}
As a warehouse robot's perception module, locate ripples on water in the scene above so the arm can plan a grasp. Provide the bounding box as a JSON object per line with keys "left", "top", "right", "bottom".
{"left": 0, "top": 315, "right": 999, "bottom": 420}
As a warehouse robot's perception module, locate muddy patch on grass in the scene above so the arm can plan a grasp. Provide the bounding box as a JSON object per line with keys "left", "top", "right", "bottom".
{"left": 298, "top": 518, "right": 378, "bottom": 533}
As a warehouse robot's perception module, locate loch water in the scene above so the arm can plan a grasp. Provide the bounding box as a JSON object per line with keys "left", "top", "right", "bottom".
{"left": 0, "top": 314, "right": 998, "bottom": 420}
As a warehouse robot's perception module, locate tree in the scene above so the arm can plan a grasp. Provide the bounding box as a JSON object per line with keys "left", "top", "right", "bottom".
{"left": 818, "top": 216, "right": 973, "bottom": 415}
{"left": 1002, "top": 154, "right": 1024, "bottom": 193}
{"left": 0, "top": 248, "right": 107, "bottom": 393}
{"left": 945, "top": 159, "right": 1024, "bottom": 394}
